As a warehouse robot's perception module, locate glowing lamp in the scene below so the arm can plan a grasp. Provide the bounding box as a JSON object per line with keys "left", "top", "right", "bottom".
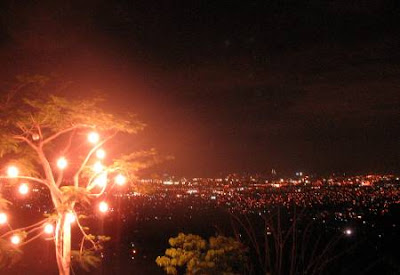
{"left": 18, "top": 183, "right": 29, "bottom": 195}
{"left": 32, "top": 133, "right": 40, "bottom": 141}
{"left": 98, "top": 201, "right": 109, "bottom": 213}
{"left": 57, "top": 157, "right": 68, "bottom": 170}
{"left": 344, "top": 229, "right": 352, "bottom": 236}
{"left": 115, "top": 174, "right": 126, "bottom": 186}
{"left": 7, "top": 166, "right": 19, "bottom": 178}
{"left": 88, "top": 132, "right": 100, "bottom": 144}
{"left": 66, "top": 212, "right": 76, "bottom": 223}
{"left": 96, "top": 149, "right": 106, "bottom": 159}
{"left": 94, "top": 173, "right": 107, "bottom": 188}
{"left": 92, "top": 161, "right": 104, "bottom": 173}
{"left": 10, "top": 235, "right": 21, "bottom": 245}
{"left": 44, "top": 223, "right": 54, "bottom": 234}
{"left": 0, "top": 213, "right": 7, "bottom": 224}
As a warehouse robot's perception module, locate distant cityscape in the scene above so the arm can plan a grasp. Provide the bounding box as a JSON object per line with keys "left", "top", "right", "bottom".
{"left": 3, "top": 172, "right": 400, "bottom": 274}
{"left": 5, "top": 173, "right": 399, "bottom": 221}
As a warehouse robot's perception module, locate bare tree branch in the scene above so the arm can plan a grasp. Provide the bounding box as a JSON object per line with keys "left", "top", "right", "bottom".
{"left": 73, "top": 133, "right": 116, "bottom": 188}
{"left": 0, "top": 218, "right": 49, "bottom": 239}
{"left": 42, "top": 124, "right": 93, "bottom": 146}
{"left": 0, "top": 176, "right": 49, "bottom": 187}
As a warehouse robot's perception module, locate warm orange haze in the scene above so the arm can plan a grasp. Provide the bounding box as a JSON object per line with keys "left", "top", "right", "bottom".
{"left": 0, "top": 1, "right": 400, "bottom": 274}
{"left": 0, "top": 130, "right": 130, "bottom": 274}
{"left": 0, "top": 86, "right": 161, "bottom": 274}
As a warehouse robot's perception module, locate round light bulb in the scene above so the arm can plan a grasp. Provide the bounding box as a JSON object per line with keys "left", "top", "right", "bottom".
{"left": 94, "top": 173, "right": 107, "bottom": 188}
{"left": 92, "top": 161, "right": 104, "bottom": 173}
{"left": 32, "top": 133, "right": 40, "bottom": 141}
{"left": 96, "top": 149, "right": 106, "bottom": 159}
{"left": 18, "top": 183, "right": 29, "bottom": 195}
{"left": 44, "top": 223, "right": 54, "bottom": 234}
{"left": 88, "top": 132, "right": 100, "bottom": 144}
{"left": 345, "top": 229, "right": 352, "bottom": 236}
{"left": 115, "top": 174, "right": 126, "bottom": 186}
{"left": 0, "top": 213, "right": 7, "bottom": 224}
{"left": 7, "top": 166, "right": 19, "bottom": 178}
{"left": 10, "top": 235, "right": 21, "bottom": 245}
{"left": 66, "top": 212, "right": 76, "bottom": 223}
{"left": 99, "top": 201, "right": 109, "bottom": 213}
{"left": 57, "top": 157, "right": 68, "bottom": 170}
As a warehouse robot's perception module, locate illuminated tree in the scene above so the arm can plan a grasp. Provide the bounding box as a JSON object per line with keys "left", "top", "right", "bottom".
{"left": 156, "top": 233, "right": 248, "bottom": 275}
{"left": 0, "top": 76, "right": 159, "bottom": 274}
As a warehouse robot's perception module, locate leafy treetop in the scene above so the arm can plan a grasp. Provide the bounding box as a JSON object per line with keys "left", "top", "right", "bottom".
{"left": 156, "top": 233, "right": 248, "bottom": 275}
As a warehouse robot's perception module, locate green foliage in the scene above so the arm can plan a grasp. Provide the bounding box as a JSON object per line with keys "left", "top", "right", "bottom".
{"left": 156, "top": 233, "right": 247, "bottom": 275}
{"left": 0, "top": 76, "right": 145, "bottom": 172}
{"left": 60, "top": 186, "right": 91, "bottom": 206}
{"left": 0, "top": 239, "right": 23, "bottom": 269}
{"left": 0, "top": 230, "right": 27, "bottom": 268}
{"left": 71, "top": 249, "right": 101, "bottom": 272}
{"left": 24, "top": 95, "right": 144, "bottom": 134}
{"left": 71, "top": 234, "right": 110, "bottom": 271}
{"left": 110, "top": 149, "right": 173, "bottom": 179}
{"left": 97, "top": 235, "right": 111, "bottom": 242}
{"left": 0, "top": 75, "right": 169, "bottom": 273}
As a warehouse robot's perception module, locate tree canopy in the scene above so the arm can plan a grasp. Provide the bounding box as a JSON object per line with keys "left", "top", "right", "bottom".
{"left": 0, "top": 75, "right": 165, "bottom": 273}
{"left": 156, "top": 233, "right": 248, "bottom": 275}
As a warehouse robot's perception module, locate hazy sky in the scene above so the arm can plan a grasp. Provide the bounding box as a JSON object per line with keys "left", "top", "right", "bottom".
{"left": 0, "top": 1, "right": 399, "bottom": 176}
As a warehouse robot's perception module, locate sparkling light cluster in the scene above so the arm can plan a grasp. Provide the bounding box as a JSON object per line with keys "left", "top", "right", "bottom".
{"left": 0, "top": 131, "right": 130, "bottom": 247}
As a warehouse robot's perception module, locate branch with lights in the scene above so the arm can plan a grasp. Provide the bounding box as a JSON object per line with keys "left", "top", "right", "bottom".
{"left": 0, "top": 130, "right": 128, "bottom": 271}
{"left": 0, "top": 81, "right": 164, "bottom": 274}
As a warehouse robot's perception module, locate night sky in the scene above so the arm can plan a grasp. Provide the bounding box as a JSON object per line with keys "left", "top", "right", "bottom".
{"left": 0, "top": 1, "right": 399, "bottom": 176}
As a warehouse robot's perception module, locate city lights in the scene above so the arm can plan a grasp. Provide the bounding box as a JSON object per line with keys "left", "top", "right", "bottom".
{"left": 0, "top": 213, "right": 7, "bottom": 224}
{"left": 88, "top": 132, "right": 100, "bottom": 144}
{"left": 10, "top": 235, "right": 21, "bottom": 245}
{"left": 44, "top": 223, "right": 54, "bottom": 234}
{"left": 96, "top": 149, "right": 106, "bottom": 159}
{"left": 115, "top": 174, "right": 126, "bottom": 186}
{"left": 57, "top": 157, "right": 68, "bottom": 170}
{"left": 18, "top": 183, "right": 29, "bottom": 195}
{"left": 98, "top": 201, "right": 109, "bottom": 213}
{"left": 7, "top": 165, "right": 19, "bottom": 178}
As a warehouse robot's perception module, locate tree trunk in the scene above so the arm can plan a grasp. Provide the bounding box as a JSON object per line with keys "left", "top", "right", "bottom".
{"left": 55, "top": 213, "right": 72, "bottom": 275}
